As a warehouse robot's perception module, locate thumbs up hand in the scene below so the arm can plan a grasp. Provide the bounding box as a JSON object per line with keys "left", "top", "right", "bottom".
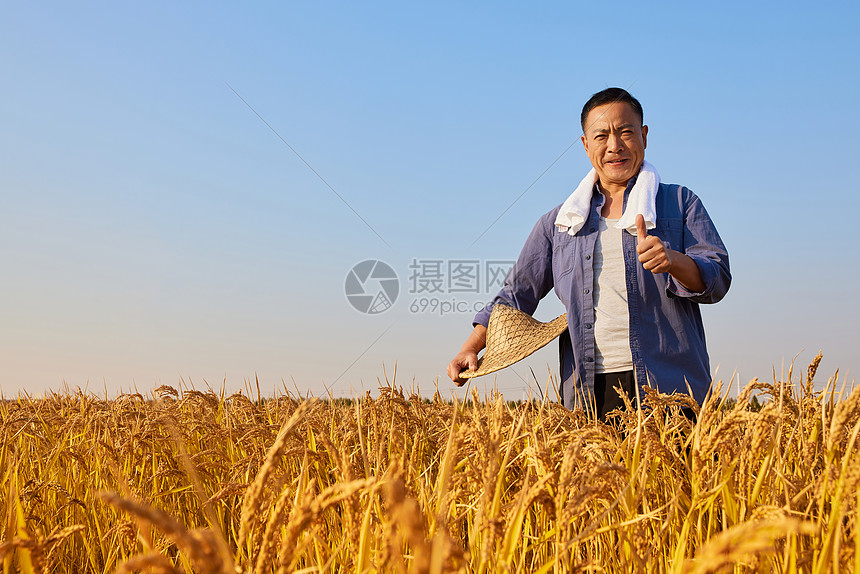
{"left": 636, "top": 214, "right": 674, "bottom": 274}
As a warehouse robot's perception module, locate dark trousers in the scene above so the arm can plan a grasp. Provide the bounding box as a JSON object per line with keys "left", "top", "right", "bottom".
{"left": 594, "top": 370, "right": 636, "bottom": 421}
{"left": 593, "top": 370, "right": 698, "bottom": 423}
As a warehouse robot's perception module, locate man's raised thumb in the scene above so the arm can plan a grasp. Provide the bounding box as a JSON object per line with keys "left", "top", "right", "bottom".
{"left": 636, "top": 214, "right": 648, "bottom": 243}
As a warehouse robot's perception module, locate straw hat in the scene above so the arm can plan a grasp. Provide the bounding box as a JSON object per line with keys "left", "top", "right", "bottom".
{"left": 459, "top": 304, "right": 568, "bottom": 379}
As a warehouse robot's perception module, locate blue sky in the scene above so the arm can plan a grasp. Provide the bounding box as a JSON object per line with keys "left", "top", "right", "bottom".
{"left": 2, "top": 2, "right": 858, "bottom": 398}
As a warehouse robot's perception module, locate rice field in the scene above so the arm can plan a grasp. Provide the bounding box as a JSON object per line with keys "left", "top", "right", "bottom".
{"left": 1, "top": 354, "right": 858, "bottom": 573}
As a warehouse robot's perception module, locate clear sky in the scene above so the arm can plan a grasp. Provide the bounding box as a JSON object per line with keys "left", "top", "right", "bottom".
{"left": 2, "top": 1, "right": 859, "bottom": 399}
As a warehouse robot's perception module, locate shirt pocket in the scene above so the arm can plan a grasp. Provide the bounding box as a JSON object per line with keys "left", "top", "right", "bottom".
{"left": 551, "top": 230, "right": 578, "bottom": 281}
{"left": 654, "top": 218, "right": 684, "bottom": 252}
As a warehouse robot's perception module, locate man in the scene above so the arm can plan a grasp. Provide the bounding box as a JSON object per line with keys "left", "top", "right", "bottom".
{"left": 447, "top": 88, "right": 730, "bottom": 418}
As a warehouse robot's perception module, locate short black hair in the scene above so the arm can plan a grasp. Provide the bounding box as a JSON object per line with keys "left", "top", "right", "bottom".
{"left": 580, "top": 88, "right": 644, "bottom": 132}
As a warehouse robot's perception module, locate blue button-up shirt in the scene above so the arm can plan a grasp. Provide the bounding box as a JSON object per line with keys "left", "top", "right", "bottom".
{"left": 473, "top": 181, "right": 731, "bottom": 408}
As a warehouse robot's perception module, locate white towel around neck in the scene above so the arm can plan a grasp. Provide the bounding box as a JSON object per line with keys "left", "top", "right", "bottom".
{"left": 554, "top": 161, "right": 660, "bottom": 236}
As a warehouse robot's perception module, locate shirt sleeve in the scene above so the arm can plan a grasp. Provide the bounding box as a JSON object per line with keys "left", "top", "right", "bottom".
{"left": 666, "top": 191, "right": 731, "bottom": 304}
{"left": 473, "top": 212, "right": 557, "bottom": 327}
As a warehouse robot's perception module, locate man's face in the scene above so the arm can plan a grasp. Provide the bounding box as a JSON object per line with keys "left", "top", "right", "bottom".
{"left": 581, "top": 102, "right": 648, "bottom": 193}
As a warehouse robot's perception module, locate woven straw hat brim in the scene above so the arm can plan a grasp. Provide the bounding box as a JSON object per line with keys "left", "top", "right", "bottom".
{"left": 459, "top": 304, "right": 568, "bottom": 379}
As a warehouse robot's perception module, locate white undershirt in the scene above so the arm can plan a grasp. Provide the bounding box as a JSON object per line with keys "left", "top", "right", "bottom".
{"left": 593, "top": 216, "right": 634, "bottom": 373}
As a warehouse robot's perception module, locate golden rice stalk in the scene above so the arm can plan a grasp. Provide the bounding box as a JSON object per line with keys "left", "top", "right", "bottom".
{"left": 238, "top": 398, "right": 315, "bottom": 550}
{"left": 203, "top": 482, "right": 247, "bottom": 507}
{"left": 276, "top": 477, "right": 377, "bottom": 574}
{"left": 683, "top": 517, "right": 816, "bottom": 574}
{"left": 806, "top": 350, "right": 824, "bottom": 396}
{"left": 99, "top": 492, "right": 228, "bottom": 574}
{"left": 113, "top": 551, "right": 182, "bottom": 574}
{"left": 43, "top": 525, "right": 86, "bottom": 571}
{"left": 254, "top": 451, "right": 309, "bottom": 574}
{"left": 829, "top": 383, "right": 860, "bottom": 452}
{"left": 385, "top": 472, "right": 432, "bottom": 574}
